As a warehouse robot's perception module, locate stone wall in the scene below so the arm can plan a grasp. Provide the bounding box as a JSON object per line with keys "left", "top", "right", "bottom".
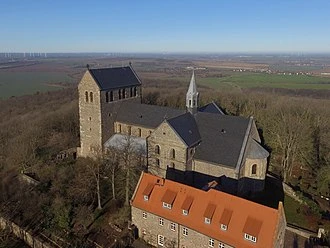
{"left": 115, "top": 122, "right": 153, "bottom": 139}
{"left": 0, "top": 217, "right": 55, "bottom": 248}
{"left": 241, "top": 158, "right": 267, "bottom": 181}
{"left": 273, "top": 202, "right": 287, "bottom": 248}
{"left": 148, "top": 122, "right": 187, "bottom": 178}
{"left": 193, "top": 160, "right": 237, "bottom": 179}
{"left": 131, "top": 207, "right": 234, "bottom": 248}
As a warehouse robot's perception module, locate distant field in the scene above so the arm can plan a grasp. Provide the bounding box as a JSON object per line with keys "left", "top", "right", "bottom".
{"left": 0, "top": 72, "right": 74, "bottom": 99}
{"left": 172, "top": 72, "right": 330, "bottom": 90}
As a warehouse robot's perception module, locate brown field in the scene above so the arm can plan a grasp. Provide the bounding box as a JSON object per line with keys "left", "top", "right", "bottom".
{"left": 194, "top": 60, "right": 269, "bottom": 70}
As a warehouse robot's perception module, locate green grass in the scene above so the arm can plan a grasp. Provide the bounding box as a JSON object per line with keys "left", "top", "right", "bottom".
{"left": 174, "top": 72, "right": 330, "bottom": 90}
{"left": 0, "top": 72, "right": 74, "bottom": 99}
{"left": 284, "top": 195, "right": 311, "bottom": 228}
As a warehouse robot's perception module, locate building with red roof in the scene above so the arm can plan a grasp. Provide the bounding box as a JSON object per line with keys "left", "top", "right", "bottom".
{"left": 131, "top": 172, "right": 286, "bottom": 248}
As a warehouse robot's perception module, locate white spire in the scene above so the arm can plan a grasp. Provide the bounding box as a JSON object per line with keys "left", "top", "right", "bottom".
{"left": 187, "top": 70, "right": 197, "bottom": 94}
{"left": 186, "top": 70, "right": 199, "bottom": 114}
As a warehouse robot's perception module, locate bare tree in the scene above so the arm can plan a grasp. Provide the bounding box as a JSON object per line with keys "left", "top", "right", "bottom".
{"left": 267, "top": 107, "right": 312, "bottom": 182}
{"left": 104, "top": 148, "right": 120, "bottom": 200}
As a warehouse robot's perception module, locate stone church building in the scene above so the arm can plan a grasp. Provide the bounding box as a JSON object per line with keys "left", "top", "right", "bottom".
{"left": 77, "top": 66, "right": 269, "bottom": 195}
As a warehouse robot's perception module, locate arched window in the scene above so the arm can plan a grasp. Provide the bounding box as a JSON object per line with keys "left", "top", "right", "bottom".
{"left": 118, "top": 124, "right": 121, "bottom": 133}
{"left": 155, "top": 145, "right": 160, "bottom": 155}
{"left": 138, "top": 128, "right": 142, "bottom": 137}
{"left": 170, "top": 149, "right": 175, "bottom": 159}
{"left": 251, "top": 164, "right": 257, "bottom": 175}
{"left": 123, "top": 88, "right": 126, "bottom": 99}
{"left": 110, "top": 91, "right": 113, "bottom": 101}
{"left": 130, "top": 87, "right": 133, "bottom": 97}
{"left": 90, "top": 92, "right": 93, "bottom": 102}
{"left": 118, "top": 89, "right": 122, "bottom": 100}
{"left": 134, "top": 87, "right": 137, "bottom": 97}
{"left": 106, "top": 92, "right": 109, "bottom": 102}
{"left": 85, "top": 91, "right": 89, "bottom": 102}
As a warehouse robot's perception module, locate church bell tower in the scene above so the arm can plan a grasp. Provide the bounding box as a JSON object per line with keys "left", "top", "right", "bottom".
{"left": 186, "top": 70, "right": 199, "bottom": 114}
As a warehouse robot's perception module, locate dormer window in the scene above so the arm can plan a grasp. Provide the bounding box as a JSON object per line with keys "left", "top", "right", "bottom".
{"left": 161, "top": 189, "right": 177, "bottom": 210}
{"left": 220, "top": 208, "right": 233, "bottom": 232}
{"left": 205, "top": 217, "right": 211, "bottom": 224}
{"left": 142, "top": 183, "right": 154, "bottom": 202}
{"left": 243, "top": 217, "right": 262, "bottom": 244}
{"left": 163, "top": 202, "right": 172, "bottom": 209}
{"left": 244, "top": 233, "right": 257, "bottom": 243}
{"left": 204, "top": 203, "right": 216, "bottom": 225}
{"left": 181, "top": 195, "right": 193, "bottom": 216}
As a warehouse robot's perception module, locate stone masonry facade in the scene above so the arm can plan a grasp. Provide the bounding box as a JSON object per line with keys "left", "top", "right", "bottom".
{"left": 132, "top": 207, "right": 235, "bottom": 248}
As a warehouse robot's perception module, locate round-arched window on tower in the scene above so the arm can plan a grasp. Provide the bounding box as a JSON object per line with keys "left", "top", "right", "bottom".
{"left": 155, "top": 145, "right": 160, "bottom": 155}
{"left": 251, "top": 164, "right": 257, "bottom": 175}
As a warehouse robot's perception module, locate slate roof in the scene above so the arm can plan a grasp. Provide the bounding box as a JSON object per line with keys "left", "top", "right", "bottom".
{"left": 194, "top": 112, "right": 251, "bottom": 167}
{"left": 104, "top": 133, "right": 146, "bottom": 155}
{"left": 166, "top": 112, "right": 201, "bottom": 147}
{"left": 116, "top": 102, "right": 184, "bottom": 129}
{"left": 198, "top": 102, "right": 225, "bottom": 115}
{"left": 132, "top": 172, "right": 282, "bottom": 248}
{"left": 89, "top": 66, "right": 141, "bottom": 90}
{"left": 246, "top": 138, "right": 269, "bottom": 159}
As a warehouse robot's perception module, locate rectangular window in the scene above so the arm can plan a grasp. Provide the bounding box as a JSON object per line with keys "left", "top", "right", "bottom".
{"left": 182, "top": 227, "right": 188, "bottom": 236}
{"left": 219, "top": 243, "right": 225, "bottom": 248}
{"left": 159, "top": 218, "right": 164, "bottom": 226}
{"left": 163, "top": 202, "right": 172, "bottom": 209}
{"left": 182, "top": 209, "right": 188, "bottom": 216}
{"left": 209, "top": 238, "right": 214, "bottom": 247}
{"left": 205, "top": 217, "right": 211, "bottom": 224}
{"left": 143, "top": 195, "right": 149, "bottom": 201}
{"left": 170, "top": 223, "right": 176, "bottom": 231}
{"left": 158, "top": 235, "right": 164, "bottom": 246}
{"left": 220, "top": 224, "right": 227, "bottom": 231}
{"left": 244, "top": 233, "right": 257, "bottom": 243}
{"left": 142, "top": 212, "right": 147, "bottom": 219}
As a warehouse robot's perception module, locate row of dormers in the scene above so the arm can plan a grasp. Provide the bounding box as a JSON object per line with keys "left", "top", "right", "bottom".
{"left": 142, "top": 183, "right": 260, "bottom": 243}
{"left": 132, "top": 172, "right": 284, "bottom": 247}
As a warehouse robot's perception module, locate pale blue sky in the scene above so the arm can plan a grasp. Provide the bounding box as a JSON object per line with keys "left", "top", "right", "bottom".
{"left": 1, "top": 0, "right": 330, "bottom": 53}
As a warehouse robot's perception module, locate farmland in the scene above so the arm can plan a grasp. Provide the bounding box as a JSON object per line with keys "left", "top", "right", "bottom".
{"left": 0, "top": 71, "right": 74, "bottom": 99}
{"left": 1, "top": 54, "right": 330, "bottom": 99}
{"left": 196, "top": 73, "right": 330, "bottom": 90}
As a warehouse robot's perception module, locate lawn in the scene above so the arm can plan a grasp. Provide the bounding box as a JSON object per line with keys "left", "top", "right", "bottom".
{"left": 284, "top": 195, "right": 311, "bottom": 228}
{"left": 0, "top": 71, "right": 74, "bottom": 99}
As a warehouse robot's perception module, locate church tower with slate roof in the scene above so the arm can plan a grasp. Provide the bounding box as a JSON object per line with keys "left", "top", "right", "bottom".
{"left": 186, "top": 71, "right": 199, "bottom": 114}
{"left": 78, "top": 65, "right": 142, "bottom": 157}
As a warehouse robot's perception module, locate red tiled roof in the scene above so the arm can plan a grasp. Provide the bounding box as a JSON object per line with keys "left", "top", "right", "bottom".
{"left": 131, "top": 172, "right": 281, "bottom": 248}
